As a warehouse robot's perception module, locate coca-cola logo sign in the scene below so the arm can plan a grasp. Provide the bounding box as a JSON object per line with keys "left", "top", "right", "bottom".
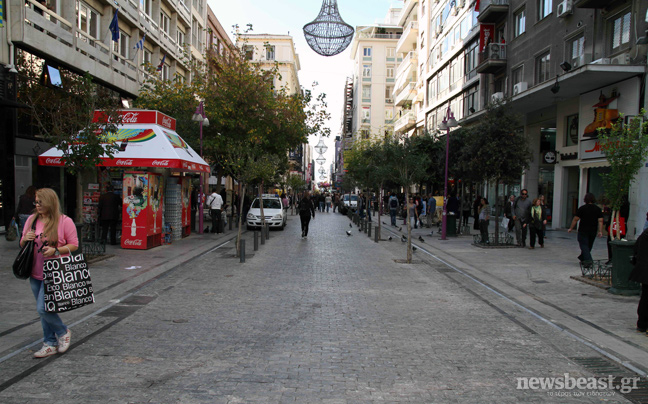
{"left": 45, "top": 158, "right": 62, "bottom": 164}
{"left": 123, "top": 239, "right": 143, "bottom": 246}
{"left": 122, "top": 112, "right": 139, "bottom": 123}
{"left": 160, "top": 116, "right": 172, "bottom": 128}
{"left": 116, "top": 159, "right": 134, "bottom": 166}
{"left": 152, "top": 160, "right": 170, "bottom": 166}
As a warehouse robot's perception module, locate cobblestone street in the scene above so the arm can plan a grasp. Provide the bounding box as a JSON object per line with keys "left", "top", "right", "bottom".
{"left": 0, "top": 212, "right": 640, "bottom": 403}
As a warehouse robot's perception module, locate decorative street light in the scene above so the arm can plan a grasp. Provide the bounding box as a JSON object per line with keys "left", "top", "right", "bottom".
{"left": 438, "top": 106, "right": 458, "bottom": 240}
{"left": 316, "top": 155, "right": 326, "bottom": 165}
{"left": 314, "top": 138, "right": 328, "bottom": 154}
{"left": 192, "top": 101, "right": 209, "bottom": 234}
{"left": 318, "top": 167, "right": 326, "bottom": 174}
{"left": 303, "top": 0, "right": 354, "bottom": 57}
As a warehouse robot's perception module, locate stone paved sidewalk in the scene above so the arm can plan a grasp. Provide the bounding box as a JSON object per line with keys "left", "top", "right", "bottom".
{"left": 0, "top": 210, "right": 640, "bottom": 403}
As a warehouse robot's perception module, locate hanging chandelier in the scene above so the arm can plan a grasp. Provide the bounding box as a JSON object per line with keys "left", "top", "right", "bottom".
{"left": 314, "top": 138, "right": 329, "bottom": 154}
{"left": 316, "top": 155, "right": 326, "bottom": 165}
{"left": 303, "top": 0, "right": 355, "bottom": 57}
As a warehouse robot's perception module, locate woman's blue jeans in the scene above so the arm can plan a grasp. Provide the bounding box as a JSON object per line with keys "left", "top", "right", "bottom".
{"left": 30, "top": 278, "right": 67, "bottom": 346}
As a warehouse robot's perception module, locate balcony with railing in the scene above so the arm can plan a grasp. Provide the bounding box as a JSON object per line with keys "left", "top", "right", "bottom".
{"left": 477, "top": 0, "right": 509, "bottom": 23}
{"left": 395, "top": 51, "right": 418, "bottom": 79}
{"left": 394, "top": 110, "right": 416, "bottom": 133}
{"left": 476, "top": 43, "right": 507, "bottom": 74}
{"left": 395, "top": 82, "right": 417, "bottom": 106}
{"left": 396, "top": 21, "right": 419, "bottom": 54}
{"left": 357, "top": 32, "right": 402, "bottom": 40}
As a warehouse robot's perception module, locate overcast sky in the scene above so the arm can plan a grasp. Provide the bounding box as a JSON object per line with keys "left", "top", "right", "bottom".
{"left": 207, "top": 0, "right": 399, "bottom": 179}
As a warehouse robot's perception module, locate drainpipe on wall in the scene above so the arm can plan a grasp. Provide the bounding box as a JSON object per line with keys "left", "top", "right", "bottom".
{"left": 5, "top": 0, "right": 18, "bottom": 73}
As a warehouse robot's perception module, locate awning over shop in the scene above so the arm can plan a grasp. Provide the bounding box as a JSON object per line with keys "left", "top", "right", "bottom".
{"left": 38, "top": 110, "right": 210, "bottom": 173}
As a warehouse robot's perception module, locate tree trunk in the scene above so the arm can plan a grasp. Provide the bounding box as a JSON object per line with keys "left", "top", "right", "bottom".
{"left": 406, "top": 188, "right": 412, "bottom": 263}
{"left": 494, "top": 179, "right": 500, "bottom": 245}
{"left": 236, "top": 183, "right": 246, "bottom": 256}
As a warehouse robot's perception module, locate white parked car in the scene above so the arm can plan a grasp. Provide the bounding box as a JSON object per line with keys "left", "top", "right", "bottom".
{"left": 246, "top": 195, "right": 286, "bottom": 230}
{"left": 343, "top": 194, "right": 358, "bottom": 211}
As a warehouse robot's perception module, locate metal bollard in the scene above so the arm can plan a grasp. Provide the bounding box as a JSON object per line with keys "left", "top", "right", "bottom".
{"left": 260, "top": 228, "right": 265, "bottom": 245}
{"left": 265, "top": 223, "right": 270, "bottom": 240}
{"left": 254, "top": 231, "right": 259, "bottom": 251}
{"left": 363, "top": 219, "right": 368, "bottom": 233}
{"left": 240, "top": 239, "right": 245, "bottom": 263}
{"left": 229, "top": 213, "right": 233, "bottom": 230}
{"left": 374, "top": 227, "right": 380, "bottom": 242}
{"left": 368, "top": 222, "right": 372, "bottom": 237}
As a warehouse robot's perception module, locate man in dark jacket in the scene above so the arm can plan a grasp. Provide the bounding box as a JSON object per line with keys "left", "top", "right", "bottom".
{"left": 98, "top": 185, "right": 122, "bottom": 245}
{"left": 298, "top": 191, "right": 316, "bottom": 238}
{"left": 630, "top": 228, "right": 648, "bottom": 332}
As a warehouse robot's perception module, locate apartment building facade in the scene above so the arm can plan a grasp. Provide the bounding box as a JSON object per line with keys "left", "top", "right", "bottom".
{"left": 0, "top": 0, "right": 212, "bottom": 227}
{"left": 389, "top": 0, "right": 648, "bottom": 236}
{"left": 467, "top": 0, "right": 648, "bottom": 235}
{"left": 349, "top": 8, "right": 403, "bottom": 143}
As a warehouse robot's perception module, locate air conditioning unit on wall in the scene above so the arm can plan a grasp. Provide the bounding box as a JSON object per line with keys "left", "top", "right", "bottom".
{"left": 513, "top": 82, "right": 528, "bottom": 96}
{"left": 572, "top": 53, "right": 592, "bottom": 68}
{"left": 611, "top": 53, "right": 630, "bottom": 65}
{"left": 557, "top": 0, "right": 573, "bottom": 17}
{"left": 491, "top": 92, "right": 504, "bottom": 103}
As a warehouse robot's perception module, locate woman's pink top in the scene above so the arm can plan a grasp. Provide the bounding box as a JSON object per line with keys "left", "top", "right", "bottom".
{"left": 21, "top": 214, "right": 79, "bottom": 280}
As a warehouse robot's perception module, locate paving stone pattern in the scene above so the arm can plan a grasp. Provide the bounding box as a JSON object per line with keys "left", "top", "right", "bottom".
{"left": 0, "top": 212, "right": 633, "bottom": 403}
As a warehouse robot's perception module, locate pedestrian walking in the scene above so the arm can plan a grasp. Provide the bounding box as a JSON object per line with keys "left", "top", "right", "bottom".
{"left": 478, "top": 197, "right": 491, "bottom": 244}
{"left": 388, "top": 192, "right": 399, "bottom": 226}
{"left": 98, "top": 185, "right": 122, "bottom": 245}
{"left": 567, "top": 192, "right": 604, "bottom": 265}
{"left": 473, "top": 196, "right": 481, "bottom": 230}
{"left": 428, "top": 194, "right": 437, "bottom": 229}
{"left": 325, "top": 193, "right": 332, "bottom": 213}
{"left": 504, "top": 195, "right": 515, "bottom": 233}
{"left": 20, "top": 188, "right": 77, "bottom": 358}
{"left": 15, "top": 185, "right": 37, "bottom": 236}
{"left": 513, "top": 189, "right": 533, "bottom": 247}
{"left": 298, "top": 191, "right": 316, "bottom": 238}
{"left": 206, "top": 188, "right": 224, "bottom": 233}
{"left": 629, "top": 227, "right": 648, "bottom": 332}
{"left": 408, "top": 197, "right": 418, "bottom": 229}
{"left": 524, "top": 198, "right": 547, "bottom": 249}
{"left": 333, "top": 193, "right": 340, "bottom": 213}
{"left": 462, "top": 195, "right": 471, "bottom": 227}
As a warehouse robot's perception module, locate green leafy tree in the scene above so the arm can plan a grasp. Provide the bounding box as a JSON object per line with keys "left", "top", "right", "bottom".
{"left": 463, "top": 101, "right": 531, "bottom": 244}
{"left": 16, "top": 51, "right": 123, "bottom": 174}
{"left": 598, "top": 111, "right": 648, "bottom": 240}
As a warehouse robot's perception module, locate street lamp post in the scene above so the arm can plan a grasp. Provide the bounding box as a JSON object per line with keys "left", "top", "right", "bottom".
{"left": 438, "top": 106, "right": 458, "bottom": 240}
{"left": 192, "top": 101, "right": 210, "bottom": 234}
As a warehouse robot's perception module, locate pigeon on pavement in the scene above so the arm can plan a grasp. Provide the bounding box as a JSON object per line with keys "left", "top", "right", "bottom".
{"left": 349, "top": 223, "right": 352, "bottom": 228}
{"left": 346, "top": 230, "right": 352, "bottom": 236}
{"left": 418, "top": 236, "right": 425, "bottom": 242}
{"left": 388, "top": 236, "right": 393, "bottom": 241}
{"left": 398, "top": 227, "right": 403, "bottom": 232}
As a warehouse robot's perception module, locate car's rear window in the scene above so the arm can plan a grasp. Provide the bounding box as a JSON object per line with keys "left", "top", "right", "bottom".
{"left": 251, "top": 199, "right": 282, "bottom": 209}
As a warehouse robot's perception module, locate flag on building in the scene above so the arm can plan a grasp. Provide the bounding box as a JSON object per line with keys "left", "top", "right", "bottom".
{"left": 134, "top": 33, "right": 146, "bottom": 50}
{"left": 109, "top": 9, "right": 120, "bottom": 42}
{"left": 157, "top": 54, "right": 166, "bottom": 71}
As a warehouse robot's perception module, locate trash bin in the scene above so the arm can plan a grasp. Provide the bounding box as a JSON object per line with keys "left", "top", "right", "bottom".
{"left": 608, "top": 239, "right": 640, "bottom": 295}
{"left": 447, "top": 213, "right": 457, "bottom": 237}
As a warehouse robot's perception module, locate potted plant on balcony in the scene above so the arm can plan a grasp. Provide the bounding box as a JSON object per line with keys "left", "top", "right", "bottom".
{"left": 598, "top": 111, "right": 648, "bottom": 295}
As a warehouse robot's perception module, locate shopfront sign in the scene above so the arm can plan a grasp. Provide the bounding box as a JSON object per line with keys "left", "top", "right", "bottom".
{"left": 580, "top": 138, "right": 605, "bottom": 160}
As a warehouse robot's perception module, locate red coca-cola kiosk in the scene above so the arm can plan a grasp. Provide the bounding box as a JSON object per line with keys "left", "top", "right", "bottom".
{"left": 38, "top": 109, "right": 210, "bottom": 250}
{"left": 121, "top": 172, "right": 163, "bottom": 249}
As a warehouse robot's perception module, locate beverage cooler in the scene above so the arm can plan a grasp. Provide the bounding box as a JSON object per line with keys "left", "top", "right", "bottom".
{"left": 181, "top": 176, "right": 191, "bottom": 237}
{"left": 121, "top": 171, "right": 163, "bottom": 249}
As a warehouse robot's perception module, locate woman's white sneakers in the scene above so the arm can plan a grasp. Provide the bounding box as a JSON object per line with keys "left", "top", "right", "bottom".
{"left": 33, "top": 344, "right": 57, "bottom": 358}
{"left": 33, "top": 329, "right": 71, "bottom": 358}
{"left": 58, "top": 329, "right": 72, "bottom": 353}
